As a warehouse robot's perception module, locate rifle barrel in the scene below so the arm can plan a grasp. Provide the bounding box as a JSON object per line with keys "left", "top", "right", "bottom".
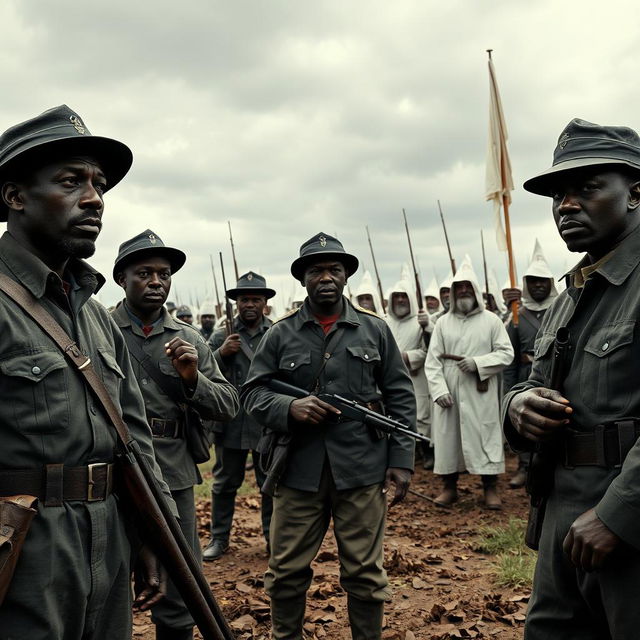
{"left": 209, "top": 254, "right": 222, "bottom": 319}
{"left": 402, "top": 209, "right": 424, "bottom": 311}
{"left": 228, "top": 221, "right": 240, "bottom": 281}
{"left": 219, "top": 252, "right": 234, "bottom": 336}
{"left": 366, "top": 226, "right": 387, "bottom": 313}
{"left": 437, "top": 200, "right": 457, "bottom": 275}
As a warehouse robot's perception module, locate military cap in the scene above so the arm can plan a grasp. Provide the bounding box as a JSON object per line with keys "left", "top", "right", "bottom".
{"left": 112, "top": 229, "right": 186, "bottom": 282}
{"left": 0, "top": 104, "right": 133, "bottom": 221}
{"left": 176, "top": 305, "right": 192, "bottom": 318}
{"left": 226, "top": 271, "right": 276, "bottom": 301}
{"left": 524, "top": 118, "right": 640, "bottom": 196}
{"left": 290, "top": 232, "right": 359, "bottom": 282}
{"left": 166, "top": 300, "right": 177, "bottom": 313}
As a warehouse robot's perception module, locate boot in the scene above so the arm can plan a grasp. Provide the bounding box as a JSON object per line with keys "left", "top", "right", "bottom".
{"left": 202, "top": 538, "right": 229, "bottom": 561}
{"left": 155, "top": 624, "right": 193, "bottom": 640}
{"left": 270, "top": 596, "right": 306, "bottom": 640}
{"left": 508, "top": 465, "right": 527, "bottom": 489}
{"left": 347, "top": 595, "right": 384, "bottom": 640}
{"left": 434, "top": 473, "right": 458, "bottom": 507}
{"left": 482, "top": 475, "right": 502, "bottom": 510}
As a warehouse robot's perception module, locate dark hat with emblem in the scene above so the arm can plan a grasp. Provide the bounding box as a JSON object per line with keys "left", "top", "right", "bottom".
{"left": 175, "top": 305, "right": 192, "bottom": 318}
{"left": 226, "top": 271, "right": 276, "bottom": 300}
{"left": 112, "top": 229, "right": 186, "bottom": 282}
{"left": 0, "top": 104, "right": 133, "bottom": 221}
{"left": 524, "top": 118, "right": 640, "bottom": 196}
{"left": 290, "top": 232, "right": 359, "bottom": 282}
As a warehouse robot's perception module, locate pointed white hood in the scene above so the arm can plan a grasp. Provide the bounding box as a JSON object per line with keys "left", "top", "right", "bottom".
{"left": 522, "top": 239, "right": 558, "bottom": 311}
{"left": 386, "top": 279, "right": 419, "bottom": 321}
{"left": 450, "top": 254, "right": 483, "bottom": 316}
{"left": 425, "top": 276, "right": 440, "bottom": 299}
{"left": 354, "top": 270, "right": 384, "bottom": 315}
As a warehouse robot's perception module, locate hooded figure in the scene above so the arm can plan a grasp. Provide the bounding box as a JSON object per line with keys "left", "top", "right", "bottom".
{"left": 503, "top": 239, "right": 558, "bottom": 488}
{"left": 354, "top": 270, "right": 384, "bottom": 315}
{"left": 425, "top": 255, "right": 513, "bottom": 508}
{"left": 424, "top": 276, "right": 441, "bottom": 315}
{"left": 433, "top": 272, "right": 453, "bottom": 322}
{"left": 488, "top": 269, "right": 507, "bottom": 316}
{"left": 386, "top": 279, "right": 433, "bottom": 462}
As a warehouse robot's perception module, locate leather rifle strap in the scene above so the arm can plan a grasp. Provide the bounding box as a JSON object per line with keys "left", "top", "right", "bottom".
{"left": 0, "top": 274, "right": 134, "bottom": 448}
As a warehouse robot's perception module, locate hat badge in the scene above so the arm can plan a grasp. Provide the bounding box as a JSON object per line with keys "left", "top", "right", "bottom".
{"left": 69, "top": 115, "right": 86, "bottom": 135}
{"left": 319, "top": 235, "right": 327, "bottom": 248}
{"left": 247, "top": 273, "right": 253, "bottom": 281}
{"left": 148, "top": 233, "right": 157, "bottom": 245}
{"left": 558, "top": 133, "right": 570, "bottom": 149}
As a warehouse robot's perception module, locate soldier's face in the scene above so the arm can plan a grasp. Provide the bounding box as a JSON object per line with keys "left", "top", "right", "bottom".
{"left": 525, "top": 276, "right": 552, "bottom": 302}
{"left": 200, "top": 314, "right": 216, "bottom": 331}
{"left": 2, "top": 156, "right": 106, "bottom": 260}
{"left": 237, "top": 294, "right": 266, "bottom": 325}
{"left": 304, "top": 260, "right": 346, "bottom": 306}
{"left": 118, "top": 257, "right": 171, "bottom": 313}
{"left": 550, "top": 168, "right": 640, "bottom": 255}
{"left": 356, "top": 293, "right": 375, "bottom": 311}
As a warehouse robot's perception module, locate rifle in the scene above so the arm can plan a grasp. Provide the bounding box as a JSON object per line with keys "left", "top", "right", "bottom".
{"left": 366, "top": 226, "right": 387, "bottom": 313}
{"left": 228, "top": 221, "right": 240, "bottom": 281}
{"left": 209, "top": 254, "right": 222, "bottom": 319}
{"left": 218, "top": 252, "right": 234, "bottom": 337}
{"left": 524, "top": 327, "right": 570, "bottom": 550}
{"left": 480, "top": 230, "right": 491, "bottom": 309}
{"left": 261, "top": 378, "right": 428, "bottom": 496}
{"left": 402, "top": 209, "right": 424, "bottom": 312}
{"left": 437, "top": 200, "right": 457, "bottom": 275}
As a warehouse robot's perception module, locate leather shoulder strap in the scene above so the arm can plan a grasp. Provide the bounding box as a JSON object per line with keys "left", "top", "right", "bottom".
{"left": 0, "top": 273, "right": 133, "bottom": 447}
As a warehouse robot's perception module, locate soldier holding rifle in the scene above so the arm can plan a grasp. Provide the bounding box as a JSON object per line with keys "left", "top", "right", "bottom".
{"left": 503, "top": 119, "right": 640, "bottom": 639}
{"left": 0, "top": 106, "right": 172, "bottom": 638}
{"left": 241, "top": 232, "right": 416, "bottom": 640}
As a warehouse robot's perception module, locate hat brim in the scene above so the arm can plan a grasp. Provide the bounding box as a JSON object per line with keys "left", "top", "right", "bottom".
{"left": 290, "top": 252, "right": 359, "bottom": 281}
{"left": 0, "top": 135, "right": 133, "bottom": 222}
{"left": 226, "top": 287, "right": 276, "bottom": 301}
{"left": 523, "top": 157, "right": 640, "bottom": 196}
{"left": 112, "top": 246, "right": 186, "bottom": 283}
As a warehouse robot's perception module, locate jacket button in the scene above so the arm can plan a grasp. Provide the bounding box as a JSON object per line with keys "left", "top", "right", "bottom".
{"left": 602, "top": 343, "right": 609, "bottom": 351}
{"left": 31, "top": 366, "right": 41, "bottom": 375}
{"left": 364, "top": 354, "right": 369, "bottom": 360}
{"left": 290, "top": 362, "right": 295, "bottom": 367}
{"left": 141, "top": 378, "right": 149, "bottom": 385}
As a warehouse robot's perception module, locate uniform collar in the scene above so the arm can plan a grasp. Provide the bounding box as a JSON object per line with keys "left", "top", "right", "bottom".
{"left": 112, "top": 300, "right": 183, "bottom": 337}
{"left": 235, "top": 314, "right": 272, "bottom": 333}
{"left": 0, "top": 230, "right": 105, "bottom": 300}
{"left": 293, "top": 296, "right": 361, "bottom": 330}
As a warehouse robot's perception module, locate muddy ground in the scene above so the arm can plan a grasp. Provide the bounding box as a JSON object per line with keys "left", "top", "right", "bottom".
{"left": 134, "top": 457, "right": 530, "bottom": 639}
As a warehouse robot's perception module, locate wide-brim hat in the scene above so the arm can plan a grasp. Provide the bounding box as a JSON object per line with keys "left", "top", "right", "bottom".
{"left": 290, "top": 232, "right": 359, "bottom": 281}
{"left": 226, "top": 271, "right": 276, "bottom": 300}
{"left": 524, "top": 118, "right": 640, "bottom": 196}
{"left": 0, "top": 105, "right": 132, "bottom": 221}
{"left": 113, "top": 229, "right": 186, "bottom": 282}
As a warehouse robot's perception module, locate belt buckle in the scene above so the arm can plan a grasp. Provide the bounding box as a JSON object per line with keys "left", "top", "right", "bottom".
{"left": 87, "top": 463, "right": 110, "bottom": 501}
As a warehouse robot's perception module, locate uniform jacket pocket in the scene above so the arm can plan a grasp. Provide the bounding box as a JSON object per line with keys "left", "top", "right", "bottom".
{"left": 345, "top": 345, "right": 381, "bottom": 395}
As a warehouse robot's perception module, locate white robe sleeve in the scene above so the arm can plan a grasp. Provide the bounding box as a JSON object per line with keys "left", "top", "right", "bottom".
{"left": 425, "top": 321, "right": 450, "bottom": 400}
{"left": 473, "top": 315, "right": 514, "bottom": 382}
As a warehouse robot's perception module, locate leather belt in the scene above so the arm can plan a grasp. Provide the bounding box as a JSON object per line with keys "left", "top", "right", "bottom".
{"left": 0, "top": 463, "right": 114, "bottom": 506}
{"left": 563, "top": 419, "right": 640, "bottom": 468}
{"left": 150, "top": 418, "right": 182, "bottom": 439}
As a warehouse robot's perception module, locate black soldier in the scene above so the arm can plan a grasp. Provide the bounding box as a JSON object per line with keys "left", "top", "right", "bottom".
{"left": 0, "top": 105, "right": 172, "bottom": 638}
{"left": 197, "top": 300, "right": 217, "bottom": 341}
{"left": 111, "top": 230, "right": 239, "bottom": 640}
{"left": 241, "top": 233, "right": 416, "bottom": 640}
{"left": 175, "top": 305, "right": 193, "bottom": 325}
{"left": 504, "top": 119, "right": 640, "bottom": 639}
{"left": 203, "top": 271, "right": 276, "bottom": 561}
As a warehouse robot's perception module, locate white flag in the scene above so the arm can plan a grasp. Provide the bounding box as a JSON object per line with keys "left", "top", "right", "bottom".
{"left": 485, "top": 58, "right": 514, "bottom": 252}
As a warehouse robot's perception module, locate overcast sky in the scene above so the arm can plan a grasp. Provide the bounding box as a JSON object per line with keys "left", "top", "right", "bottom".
{"left": 1, "top": 0, "right": 638, "bottom": 312}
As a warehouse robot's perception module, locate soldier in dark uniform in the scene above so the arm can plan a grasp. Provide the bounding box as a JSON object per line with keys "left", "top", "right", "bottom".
{"left": 203, "top": 271, "right": 276, "bottom": 561}
{"left": 0, "top": 105, "right": 173, "bottom": 638}
{"left": 242, "top": 233, "right": 416, "bottom": 640}
{"left": 175, "top": 305, "right": 193, "bottom": 325}
{"left": 111, "top": 230, "right": 239, "bottom": 640}
{"left": 504, "top": 119, "right": 640, "bottom": 639}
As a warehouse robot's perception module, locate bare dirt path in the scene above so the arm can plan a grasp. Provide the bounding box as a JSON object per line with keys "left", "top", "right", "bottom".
{"left": 134, "top": 457, "right": 530, "bottom": 639}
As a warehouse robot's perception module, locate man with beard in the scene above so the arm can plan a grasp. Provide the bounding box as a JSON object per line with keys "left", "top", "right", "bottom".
{"left": 241, "top": 233, "right": 415, "bottom": 640}
{"left": 353, "top": 270, "right": 384, "bottom": 315}
{"left": 504, "top": 119, "right": 640, "bottom": 639}
{"left": 386, "top": 279, "right": 434, "bottom": 468}
{"left": 112, "top": 230, "right": 239, "bottom": 640}
{"left": 0, "top": 105, "right": 174, "bottom": 638}
{"left": 197, "top": 301, "right": 217, "bottom": 341}
{"left": 203, "top": 271, "right": 276, "bottom": 561}
{"left": 503, "top": 239, "right": 558, "bottom": 488}
{"left": 433, "top": 274, "right": 453, "bottom": 322}
{"left": 426, "top": 256, "right": 513, "bottom": 508}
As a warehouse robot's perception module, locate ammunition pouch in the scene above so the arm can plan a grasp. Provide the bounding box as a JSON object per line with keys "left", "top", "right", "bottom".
{"left": 183, "top": 407, "right": 213, "bottom": 465}
{"left": 257, "top": 430, "right": 292, "bottom": 497}
{"left": 0, "top": 495, "right": 38, "bottom": 605}
{"left": 524, "top": 447, "right": 555, "bottom": 551}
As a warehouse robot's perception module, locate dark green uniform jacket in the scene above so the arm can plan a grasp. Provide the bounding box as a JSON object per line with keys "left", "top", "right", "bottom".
{"left": 503, "top": 222, "right": 640, "bottom": 549}
{"left": 209, "top": 315, "right": 272, "bottom": 450}
{"left": 241, "top": 298, "right": 416, "bottom": 492}
{"left": 111, "top": 302, "right": 239, "bottom": 490}
{"left": 0, "top": 231, "right": 171, "bottom": 638}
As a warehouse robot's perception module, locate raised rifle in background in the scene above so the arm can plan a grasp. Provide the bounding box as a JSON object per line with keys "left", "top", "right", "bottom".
{"left": 437, "top": 200, "right": 457, "bottom": 276}
{"left": 366, "top": 225, "right": 387, "bottom": 313}
{"left": 209, "top": 254, "right": 222, "bottom": 319}
{"left": 228, "top": 221, "right": 240, "bottom": 281}
{"left": 218, "top": 252, "right": 234, "bottom": 337}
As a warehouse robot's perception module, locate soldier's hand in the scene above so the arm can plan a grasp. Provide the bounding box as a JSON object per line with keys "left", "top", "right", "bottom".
{"left": 508, "top": 388, "right": 572, "bottom": 442}
{"left": 383, "top": 467, "right": 411, "bottom": 507}
{"left": 563, "top": 508, "right": 620, "bottom": 572}
{"left": 457, "top": 357, "right": 477, "bottom": 373}
{"left": 503, "top": 287, "right": 522, "bottom": 306}
{"left": 289, "top": 396, "right": 341, "bottom": 424}
{"left": 220, "top": 333, "right": 242, "bottom": 357}
{"left": 165, "top": 336, "right": 198, "bottom": 387}
{"left": 435, "top": 393, "right": 454, "bottom": 409}
{"left": 133, "top": 546, "right": 167, "bottom": 611}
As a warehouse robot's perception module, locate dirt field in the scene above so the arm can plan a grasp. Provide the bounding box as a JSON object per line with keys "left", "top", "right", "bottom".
{"left": 134, "top": 458, "right": 530, "bottom": 639}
